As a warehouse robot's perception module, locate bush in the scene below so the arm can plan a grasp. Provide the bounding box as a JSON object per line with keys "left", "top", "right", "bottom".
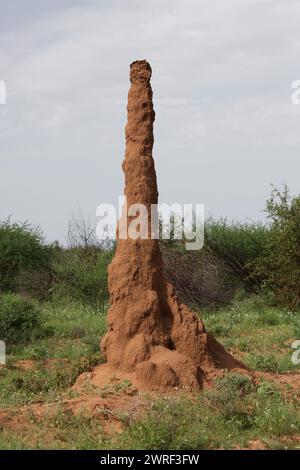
{"left": 204, "top": 218, "right": 269, "bottom": 290}
{"left": 0, "top": 293, "right": 41, "bottom": 343}
{"left": 52, "top": 247, "right": 113, "bottom": 309}
{"left": 250, "top": 186, "right": 300, "bottom": 309}
{"left": 0, "top": 219, "right": 52, "bottom": 293}
{"left": 162, "top": 244, "right": 240, "bottom": 308}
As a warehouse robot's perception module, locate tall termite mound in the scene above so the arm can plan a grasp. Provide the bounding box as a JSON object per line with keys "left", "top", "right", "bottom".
{"left": 101, "top": 60, "right": 244, "bottom": 390}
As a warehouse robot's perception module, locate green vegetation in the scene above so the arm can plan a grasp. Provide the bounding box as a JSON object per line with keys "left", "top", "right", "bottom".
{"left": 52, "top": 247, "right": 112, "bottom": 310}
{"left": 0, "top": 370, "right": 299, "bottom": 449}
{"left": 1, "top": 186, "right": 298, "bottom": 310}
{"left": 205, "top": 218, "right": 268, "bottom": 289}
{"left": 0, "top": 186, "right": 299, "bottom": 450}
{"left": 0, "top": 217, "right": 112, "bottom": 309}
{"left": 0, "top": 293, "right": 41, "bottom": 344}
{"left": 0, "top": 353, "right": 104, "bottom": 407}
{"left": 202, "top": 295, "right": 300, "bottom": 373}
{"left": 250, "top": 186, "right": 300, "bottom": 309}
{"left": 7, "top": 301, "right": 107, "bottom": 362}
{"left": 113, "top": 375, "right": 300, "bottom": 450}
{"left": 205, "top": 186, "right": 300, "bottom": 309}
{"left": 0, "top": 296, "right": 298, "bottom": 449}
{"left": 0, "top": 219, "right": 52, "bottom": 293}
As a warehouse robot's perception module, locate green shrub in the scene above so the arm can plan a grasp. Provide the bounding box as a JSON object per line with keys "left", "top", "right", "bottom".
{"left": 250, "top": 186, "right": 300, "bottom": 309}
{"left": 52, "top": 247, "right": 113, "bottom": 309}
{"left": 204, "top": 186, "right": 300, "bottom": 310}
{"left": 0, "top": 293, "right": 41, "bottom": 344}
{"left": 0, "top": 219, "right": 52, "bottom": 292}
{"left": 204, "top": 218, "right": 269, "bottom": 289}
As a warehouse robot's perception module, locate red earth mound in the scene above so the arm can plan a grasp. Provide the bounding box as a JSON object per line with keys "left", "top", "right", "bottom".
{"left": 100, "top": 60, "right": 245, "bottom": 391}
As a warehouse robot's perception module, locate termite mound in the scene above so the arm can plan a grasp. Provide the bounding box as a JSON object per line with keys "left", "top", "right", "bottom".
{"left": 101, "top": 60, "right": 245, "bottom": 390}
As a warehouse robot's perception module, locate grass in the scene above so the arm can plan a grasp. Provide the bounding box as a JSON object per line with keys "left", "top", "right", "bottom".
{"left": 7, "top": 301, "right": 107, "bottom": 361}
{"left": 0, "top": 295, "right": 299, "bottom": 449}
{"left": 112, "top": 375, "right": 300, "bottom": 450}
{"left": 0, "top": 354, "right": 104, "bottom": 407}
{"left": 201, "top": 295, "right": 300, "bottom": 373}
{"left": 0, "top": 373, "right": 299, "bottom": 450}
{"left": 0, "top": 301, "right": 106, "bottom": 407}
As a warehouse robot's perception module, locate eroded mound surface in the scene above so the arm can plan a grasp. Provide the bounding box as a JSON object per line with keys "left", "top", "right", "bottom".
{"left": 100, "top": 60, "right": 244, "bottom": 390}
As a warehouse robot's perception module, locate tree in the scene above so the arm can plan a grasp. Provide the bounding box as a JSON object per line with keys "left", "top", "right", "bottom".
{"left": 252, "top": 186, "right": 300, "bottom": 309}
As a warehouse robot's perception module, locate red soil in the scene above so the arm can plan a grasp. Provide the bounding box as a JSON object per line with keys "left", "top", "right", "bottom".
{"left": 100, "top": 60, "right": 245, "bottom": 391}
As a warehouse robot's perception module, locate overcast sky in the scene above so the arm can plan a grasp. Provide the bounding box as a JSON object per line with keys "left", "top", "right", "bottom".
{"left": 0, "top": 0, "right": 299, "bottom": 243}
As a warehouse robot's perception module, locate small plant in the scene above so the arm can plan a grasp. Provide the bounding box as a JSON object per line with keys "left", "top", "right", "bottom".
{"left": 205, "top": 373, "right": 254, "bottom": 428}
{"left": 21, "top": 345, "right": 49, "bottom": 360}
{"left": 250, "top": 354, "right": 279, "bottom": 373}
{"left": 0, "top": 293, "right": 41, "bottom": 344}
{"left": 253, "top": 381, "right": 300, "bottom": 436}
{"left": 99, "top": 379, "right": 133, "bottom": 398}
